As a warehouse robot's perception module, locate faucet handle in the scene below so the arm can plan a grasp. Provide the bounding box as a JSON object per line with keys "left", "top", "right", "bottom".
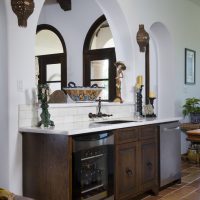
{"left": 88, "top": 113, "right": 96, "bottom": 118}
{"left": 102, "top": 114, "right": 113, "bottom": 117}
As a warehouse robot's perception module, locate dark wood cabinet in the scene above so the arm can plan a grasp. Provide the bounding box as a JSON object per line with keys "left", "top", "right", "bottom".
{"left": 22, "top": 133, "right": 72, "bottom": 200}
{"left": 115, "top": 125, "right": 158, "bottom": 200}
{"left": 22, "top": 124, "right": 158, "bottom": 200}
{"left": 115, "top": 142, "right": 139, "bottom": 200}
{"left": 141, "top": 139, "right": 158, "bottom": 193}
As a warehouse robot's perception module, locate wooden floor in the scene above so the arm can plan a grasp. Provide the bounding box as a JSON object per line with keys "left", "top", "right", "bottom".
{"left": 143, "top": 161, "right": 200, "bottom": 200}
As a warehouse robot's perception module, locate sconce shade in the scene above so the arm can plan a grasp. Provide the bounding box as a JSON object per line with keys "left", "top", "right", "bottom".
{"left": 11, "top": 0, "right": 35, "bottom": 27}
{"left": 136, "top": 24, "right": 150, "bottom": 52}
{"left": 57, "top": 0, "right": 71, "bottom": 11}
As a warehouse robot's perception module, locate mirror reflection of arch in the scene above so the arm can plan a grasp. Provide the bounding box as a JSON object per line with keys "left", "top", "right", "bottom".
{"left": 83, "top": 15, "right": 116, "bottom": 101}
{"left": 35, "top": 24, "right": 67, "bottom": 94}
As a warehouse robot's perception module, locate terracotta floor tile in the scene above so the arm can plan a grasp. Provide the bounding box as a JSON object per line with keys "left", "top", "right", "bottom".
{"left": 182, "top": 167, "right": 200, "bottom": 173}
{"left": 158, "top": 187, "right": 177, "bottom": 196}
{"left": 170, "top": 182, "right": 187, "bottom": 190}
{"left": 142, "top": 161, "right": 200, "bottom": 200}
{"left": 181, "top": 190, "right": 200, "bottom": 200}
{"left": 188, "top": 178, "right": 200, "bottom": 188}
{"left": 194, "top": 188, "right": 200, "bottom": 193}
{"left": 181, "top": 172, "right": 190, "bottom": 177}
{"left": 181, "top": 163, "right": 196, "bottom": 170}
{"left": 143, "top": 195, "right": 162, "bottom": 200}
{"left": 160, "top": 186, "right": 196, "bottom": 200}
{"left": 182, "top": 171, "right": 200, "bottom": 183}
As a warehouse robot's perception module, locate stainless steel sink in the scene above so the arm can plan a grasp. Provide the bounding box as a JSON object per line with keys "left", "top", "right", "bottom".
{"left": 95, "top": 120, "right": 137, "bottom": 124}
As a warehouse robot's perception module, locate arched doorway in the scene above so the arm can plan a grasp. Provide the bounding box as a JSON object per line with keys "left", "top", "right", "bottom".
{"left": 150, "top": 22, "right": 174, "bottom": 118}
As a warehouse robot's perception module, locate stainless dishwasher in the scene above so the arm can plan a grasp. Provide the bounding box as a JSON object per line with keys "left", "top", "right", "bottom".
{"left": 159, "top": 122, "right": 181, "bottom": 187}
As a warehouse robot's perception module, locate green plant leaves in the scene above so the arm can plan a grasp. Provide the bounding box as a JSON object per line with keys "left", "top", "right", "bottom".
{"left": 182, "top": 97, "right": 200, "bottom": 117}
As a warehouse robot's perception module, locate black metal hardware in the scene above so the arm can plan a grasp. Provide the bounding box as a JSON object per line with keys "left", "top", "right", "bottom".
{"left": 88, "top": 97, "right": 113, "bottom": 119}
{"left": 126, "top": 168, "right": 133, "bottom": 176}
{"left": 147, "top": 161, "right": 153, "bottom": 169}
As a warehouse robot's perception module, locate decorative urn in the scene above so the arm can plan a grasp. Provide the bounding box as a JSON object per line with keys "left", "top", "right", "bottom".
{"left": 11, "top": 0, "right": 35, "bottom": 27}
{"left": 136, "top": 24, "right": 150, "bottom": 52}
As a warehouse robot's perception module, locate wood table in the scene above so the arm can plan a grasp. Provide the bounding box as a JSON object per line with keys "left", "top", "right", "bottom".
{"left": 180, "top": 123, "right": 200, "bottom": 132}
{"left": 186, "top": 129, "right": 200, "bottom": 142}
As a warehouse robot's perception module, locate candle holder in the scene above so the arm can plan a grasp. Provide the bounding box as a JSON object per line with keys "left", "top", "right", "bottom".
{"left": 145, "top": 97, "right": 157, "bottom": 118}
{"left": 136, "top": 85, "right": 144, "bottom": 117}
{"left": 37, "top": 84, "right": 55, "bottom": 127}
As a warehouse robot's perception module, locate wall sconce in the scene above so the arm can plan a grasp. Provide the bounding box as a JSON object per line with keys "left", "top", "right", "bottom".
{"left": 57, "top": 0, "right": 71, "bottom": 11}
{"left": 11, "top": 0, "right": 35, "bottom": 27}
{"left": 136, "top": 24, "right": 149, "bottom": 52}
{"left": 136, "top": 24, "right": 150, "bottom": 104}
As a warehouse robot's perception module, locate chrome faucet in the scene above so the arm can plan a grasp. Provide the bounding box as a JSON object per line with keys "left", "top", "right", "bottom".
{"left": 88, "top": 97, "right": 113, "bottom": 119}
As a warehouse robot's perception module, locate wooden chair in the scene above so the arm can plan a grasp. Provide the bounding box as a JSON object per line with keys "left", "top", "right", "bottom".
{"left": 48, "top": 90, "right": 66, "bottom": 103}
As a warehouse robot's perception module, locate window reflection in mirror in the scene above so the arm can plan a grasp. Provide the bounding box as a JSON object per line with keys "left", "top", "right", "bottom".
{"left": 35, "top": 24, "right": 67, "bottom": 95}
{"left": 83, "top": 15, "right": 116, "bottom": 101}
{"left": 90, "top": 21, "right": 114, "bottom": 50}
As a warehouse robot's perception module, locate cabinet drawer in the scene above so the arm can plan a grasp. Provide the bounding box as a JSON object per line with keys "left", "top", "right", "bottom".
{"left": 115, "top": 127, "right": 139, "bottom": 144}
{"left": 115, "top": 142, "right": 139, "bottom": 199}
{"left": 140, "top": 125, "right": 157, "bottom": 140}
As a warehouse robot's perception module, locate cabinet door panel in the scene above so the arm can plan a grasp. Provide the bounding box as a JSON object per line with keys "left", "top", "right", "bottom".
{"left": 115, "top": 142, "right": 139, "bottom": 200}
{"left": 140, "top": 125, "right": 157, "bottom": 140}
{"left": 23, "top": 133, "right": 71, "bottom": 200}
{"left": 115, "top": 127, "right": 139, "bottom": 144}
{"left": 141, "top": 139, "right": 158, "bottom": 192}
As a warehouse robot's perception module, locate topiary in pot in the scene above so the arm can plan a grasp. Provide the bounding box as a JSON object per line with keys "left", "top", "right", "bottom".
{"left": 182, "top": 97, "right": 200, "bottom": 124}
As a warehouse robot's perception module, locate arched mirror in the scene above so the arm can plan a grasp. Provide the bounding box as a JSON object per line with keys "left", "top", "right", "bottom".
{"left": 35, "top": 1, "right": 117, "bottom": 102}
{"left": 35, "top": 24, "right": 67, "bottom": 94}
{"left": 83, "top": 15, "right": 116, "bottom": 102}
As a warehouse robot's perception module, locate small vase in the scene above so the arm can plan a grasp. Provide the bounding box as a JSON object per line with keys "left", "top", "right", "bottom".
{"left": 191, "top": 113, "right": 200, "bottom": 124}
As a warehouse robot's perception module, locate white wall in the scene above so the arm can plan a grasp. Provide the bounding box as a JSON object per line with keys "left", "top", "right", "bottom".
{"left": 0, "top": 0, "right": 9, "bottom": 189}
{"left": 2, "top": 0, "right": 200, "bottom": 194}
{"left": 116, "top": 0, "right": 200, "bottom": 115}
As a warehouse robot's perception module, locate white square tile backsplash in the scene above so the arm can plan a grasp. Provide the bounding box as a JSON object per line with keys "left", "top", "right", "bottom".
{"left": 18, "top": 102, "right": 134, "bottom": 127}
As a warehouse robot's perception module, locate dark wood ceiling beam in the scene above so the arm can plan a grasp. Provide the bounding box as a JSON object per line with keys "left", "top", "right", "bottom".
{"left": 57, "top": 0, "right": 71, "bottom": 11}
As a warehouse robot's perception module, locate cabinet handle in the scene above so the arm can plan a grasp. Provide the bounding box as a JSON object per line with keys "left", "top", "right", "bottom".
{"left": 147, "top": 162, "right": 152, "bottom": 169}
{"left": 126, "top": 168, "right": 133, "bottom": 176}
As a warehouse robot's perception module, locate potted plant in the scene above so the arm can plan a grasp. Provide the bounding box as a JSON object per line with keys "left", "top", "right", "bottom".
{"left": 182, "top": 97, "right": 200, "bottom": 123}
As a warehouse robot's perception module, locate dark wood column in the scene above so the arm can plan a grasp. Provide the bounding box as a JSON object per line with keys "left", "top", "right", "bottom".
{"left": 145, "top": 43, "right": 150, "bottom": 104}
{"left": 57, "top": 0, "right": 71, "bottom": 11}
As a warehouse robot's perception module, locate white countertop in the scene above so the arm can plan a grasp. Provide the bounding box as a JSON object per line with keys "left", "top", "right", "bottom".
{"left": 19, "top": 117, "right": 181, "bottom": 136}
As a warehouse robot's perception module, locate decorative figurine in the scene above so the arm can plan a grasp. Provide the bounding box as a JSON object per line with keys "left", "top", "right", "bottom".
{"left": 37, "top": 84, "right": 54, "bottom": 127}
{"left": 134, "top": 75, "right": 144, "bottom": 117}
{"left": 113, "top": 61, "right": 126, "bottom": 103}
{"left": 135, "top": 84, "right": 144, "bottom": 117}
{"left": 144, "top": 97, "right": 157, "bottom": 118}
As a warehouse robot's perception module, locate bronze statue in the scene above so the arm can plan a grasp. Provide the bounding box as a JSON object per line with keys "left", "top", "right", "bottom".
{"left": 37, "top": 84, "right": 54, "bottom": 127}
{"left": 114, "top": 61, "right": 126, "bottom": 103}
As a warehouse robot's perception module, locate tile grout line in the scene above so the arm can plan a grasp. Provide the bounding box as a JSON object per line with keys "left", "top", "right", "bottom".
{"left": 179, "top": 187, "right": 200, "bottom": 199}
{"left": 143, "top": 164, "right": 200, "bottom": 200}
{"left": 160, "top": 176, "right": 200, "bottom": 199}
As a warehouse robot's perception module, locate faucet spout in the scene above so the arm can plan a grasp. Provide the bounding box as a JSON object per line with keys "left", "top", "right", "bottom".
{"left": 88, "top": 97, "right": 113, "bottom": 119}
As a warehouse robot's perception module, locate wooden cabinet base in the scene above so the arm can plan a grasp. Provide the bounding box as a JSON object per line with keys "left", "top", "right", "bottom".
{"left": 114, "top": 125, "right": 159, "bottom": 200}
{"left": 22, "top": 133, "right": 72, "bottom": 200}
{"left": 22, "top": 124, "right": 159, "bottom": 200}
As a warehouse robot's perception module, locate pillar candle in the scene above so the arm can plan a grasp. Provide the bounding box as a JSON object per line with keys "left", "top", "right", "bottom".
{"left": 135, "top": 83, "right": 141, "bottom": 89}
{"left": 149, "top": 91, "right": 156, "bottom": 98}
{"left": 137, "top": 75, "right": 143, "bottom": 86}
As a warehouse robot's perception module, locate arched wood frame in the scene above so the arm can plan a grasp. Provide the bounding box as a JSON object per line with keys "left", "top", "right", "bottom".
{"left": 83, "top": 15, "right": 116, "bottom": 101}
{"left": 36, "top": 24, "right": 67, "bottom": 90}
{"left": 37, "top": 24, "right": 67, "bottom": 55}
